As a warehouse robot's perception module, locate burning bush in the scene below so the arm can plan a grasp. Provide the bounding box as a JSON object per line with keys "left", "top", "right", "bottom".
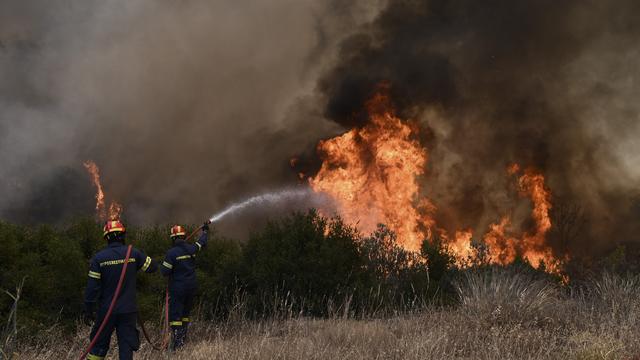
{"left": 306, "top": 88, "right": 568, "bottom": 278}
{"left": 222, "top": 210, "right": 460, "bottom": 317}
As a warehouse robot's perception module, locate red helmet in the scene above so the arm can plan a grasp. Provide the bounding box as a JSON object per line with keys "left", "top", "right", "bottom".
{"left": 103, "top": 220, "right": 126, "bottom": 237}
{"left": 170, "top": 225, "right": 186, "bottom": 238}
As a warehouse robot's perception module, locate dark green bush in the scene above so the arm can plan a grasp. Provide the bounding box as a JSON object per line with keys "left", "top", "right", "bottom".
{"left": 239, "top": 210, "right": 362, "bottom": 316}
{"left": 196, "top": 234, "right": 243, "bottom": 319}
{"left": 357, "top": 224, "right": 431, "bottom": 312}
{"left": 0, "top": 221, "right": 86, "bottom": 335}
{"left": 0, "top": 210, "right": 471, "bottom": 336}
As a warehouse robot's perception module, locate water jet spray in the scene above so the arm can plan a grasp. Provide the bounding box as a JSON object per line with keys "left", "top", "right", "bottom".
{"left": 185, "top": 187, "right": 326, "bottom": 240}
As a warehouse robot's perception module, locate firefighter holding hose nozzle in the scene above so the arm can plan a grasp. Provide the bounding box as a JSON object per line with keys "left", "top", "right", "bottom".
{"left": 83, "top": 220, "right": 158, "bottom": 360}
{"left": 161, "top": 220, "right": 210, "bottom": 350}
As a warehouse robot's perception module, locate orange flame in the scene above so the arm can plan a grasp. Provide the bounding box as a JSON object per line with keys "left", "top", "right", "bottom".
{"left": 448, "top": 229, "right": 474, "bottom": 265}
{"left": 83, "top": 160, "right": 106, "bottom": 220}
{"left": 108, "top": 202, "right": 123, "bottom": 221}
{"left": 483, "top": 166, "right": 561, "bottom": 273}
{"left": 308, "top": 89, "right": 566, "bottom": 275}
{"left": 309, "top": 92, "right": 433, "bottom": 251}
{"left": 83, "top": 160, "right": 123, "bottom": 221}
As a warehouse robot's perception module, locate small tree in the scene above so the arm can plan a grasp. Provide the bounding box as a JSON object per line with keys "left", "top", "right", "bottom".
{"left": 358, "top": 224, "right": 429, "bottom": 312}
{"left": 420, "top": 233, "right": 456, "bottom": 283}
{"left": 549, "top": 201, "right": 585, "bottom": 254}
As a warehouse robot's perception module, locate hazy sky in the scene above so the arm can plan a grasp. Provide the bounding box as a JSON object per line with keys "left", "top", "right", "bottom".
{"left": 1, "top": 0, "right": 638, "bottom": 248}
{"left": 0, "top": 0, "right": 383, "bottom": 226}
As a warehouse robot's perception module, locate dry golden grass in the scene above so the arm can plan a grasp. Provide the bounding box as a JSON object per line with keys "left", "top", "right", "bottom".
{"left": 11, "top": 270, "right": 640, "bottom": 359}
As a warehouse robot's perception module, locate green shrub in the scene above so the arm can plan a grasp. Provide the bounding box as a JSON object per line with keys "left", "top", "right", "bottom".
{"left": 0, "top": 211, "right": 461, "bottom": 336}
{"left": 420, "top": 233, "right": 456, "bottom": 282}
{"left": 239, "top": 210, "right": 362, "bottom": 316}
{"left": 196, "top": 234, "right": 243, "bottom": 320}
{"left": 357, "top": 224, "right": 431, "bottom": 312}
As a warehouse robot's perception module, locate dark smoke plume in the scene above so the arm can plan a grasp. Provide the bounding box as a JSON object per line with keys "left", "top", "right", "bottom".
{"left": 2, "top": 0, "right": 639, "bottom": 253}
{"left": 319, "top": 0, "right": 640, "bottom": 253}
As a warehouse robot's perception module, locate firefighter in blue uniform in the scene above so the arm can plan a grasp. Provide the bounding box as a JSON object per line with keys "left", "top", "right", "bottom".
{"left": 83, "top": 220, "right": 158, "bottom": 360}
{"left": 160, "top": 221, "right": 210, "bottom": 350}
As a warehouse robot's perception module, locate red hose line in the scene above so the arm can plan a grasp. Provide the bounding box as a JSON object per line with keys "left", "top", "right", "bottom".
{"left": 159, "top": 223, "right": 208, "bottom": 349}
{"left": 79, "top": 244, "right": 133, "bottom": 360}
{"left": 185, "top": 220, "right": 210, "bottom": 242}
{"left": 184, "top": 228, "right": 200, "bottom": 242}
{"left": 137, "top": 313, "right": 164, "bottom": 351}
{"left": 161, "top": 286, "right": 170, "bottom": 350}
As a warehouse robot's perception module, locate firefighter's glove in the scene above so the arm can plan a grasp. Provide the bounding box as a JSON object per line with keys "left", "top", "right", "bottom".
{"left": 202, "top": 220, "right": 211, "bottom": 232}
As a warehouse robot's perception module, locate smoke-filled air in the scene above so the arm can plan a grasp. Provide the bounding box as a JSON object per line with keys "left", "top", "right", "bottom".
{"left": 6, "top": 2, "right": 640, "bottom": 359}
{"left": 2, "top": 0, "right": 640, "bottom": 267}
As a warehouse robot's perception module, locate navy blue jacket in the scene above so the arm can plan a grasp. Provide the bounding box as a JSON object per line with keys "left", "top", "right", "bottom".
{"left": 84, "top": 242, "right": 157, "bottom": 314}
{"left": 161, "top": 231, "right": 208, "bottom": 291}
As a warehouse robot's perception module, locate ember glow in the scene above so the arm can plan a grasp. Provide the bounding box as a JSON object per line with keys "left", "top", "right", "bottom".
{"left": 83, "top": 160, "right": 122, "bottom": 221}
{"left": 108, "top": 202, "right": 123, "bottom": 221}
{"left": 309, "top": 90, "right": 565, "bottom": 273}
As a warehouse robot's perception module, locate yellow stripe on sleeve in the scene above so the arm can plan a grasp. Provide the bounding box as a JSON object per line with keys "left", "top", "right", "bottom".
{"left": 141, "top": 256, "right": 152, "bottom": 271}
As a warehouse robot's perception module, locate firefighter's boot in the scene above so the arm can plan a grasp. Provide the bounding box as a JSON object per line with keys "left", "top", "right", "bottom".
{"left": 171, "top": 326, "right": 185, "bottom": 351}
{"left": 182, "top": 319, "right": 190, "bottom": 344}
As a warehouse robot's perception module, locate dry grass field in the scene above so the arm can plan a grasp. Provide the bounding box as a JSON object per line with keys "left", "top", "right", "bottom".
{"left": 11, "top": 270, "right": 640, "bottom": 360}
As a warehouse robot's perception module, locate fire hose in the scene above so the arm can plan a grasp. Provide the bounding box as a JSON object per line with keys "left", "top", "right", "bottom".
{"left": 80, "top": 223, "right": 209, "bottom": 357}
{"left": 79, "top": 245, "right": 133, "bottom": 360}
{"left": 157, "top": 223, "right": 207, "bottom": 347}
{"left": 139, "top": 221, "right": 206, "bottom": 351}
{"left": 184, "top": 226, "right": 202, "bottom": 241}
{"left": 137, "top": 287, "right": 170, "bottom": 351}
{"left": 153, "top": 222, "right": 208, "bottom": 348}
{"left": 162, "top": 287, "right": 171, "bottom": 349}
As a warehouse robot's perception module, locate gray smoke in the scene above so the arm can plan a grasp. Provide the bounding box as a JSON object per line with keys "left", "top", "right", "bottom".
{"left": 0, "top": 0, "right": 381, "bottom": 226}
{"left": 2, "top": 0, "right": 639, "bottom": 256}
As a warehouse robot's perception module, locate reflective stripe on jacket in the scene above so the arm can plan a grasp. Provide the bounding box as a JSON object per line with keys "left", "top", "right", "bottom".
{"left": 84, "top": 242, "right": 157, "bottom": 314}
{"left": 161, "top": 231, "right": 208, "bottom": 291}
